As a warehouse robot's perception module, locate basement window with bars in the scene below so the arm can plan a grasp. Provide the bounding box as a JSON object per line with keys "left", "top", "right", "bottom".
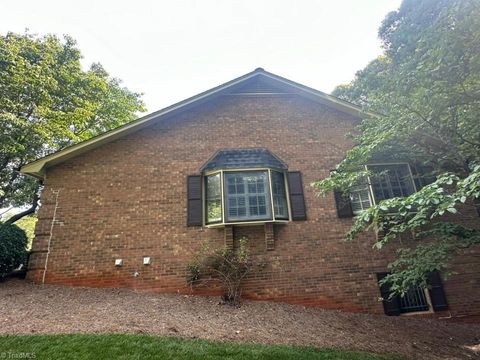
{"left": 399, "top": 287, "right": 430, "bottom": 313}
{"left": 376, "top": 271, "right": 448, "bottom": 316}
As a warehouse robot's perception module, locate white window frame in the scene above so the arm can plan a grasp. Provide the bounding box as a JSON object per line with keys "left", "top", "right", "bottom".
{"left": 203, "top": 168, "right": 292, "bottom": 228}
{"left": 205, "top": 172, "right": 223, "bottom": 224}
{"left": 224, "top": 170, "right": 272, "bottom": 222}
{"left": 351, "top": 163, "right": 417, "bottom": 214}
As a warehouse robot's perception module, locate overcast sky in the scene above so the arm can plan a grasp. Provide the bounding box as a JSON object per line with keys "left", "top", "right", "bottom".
{"left": 1, "top": 0, "right": 401, "bottom": 112}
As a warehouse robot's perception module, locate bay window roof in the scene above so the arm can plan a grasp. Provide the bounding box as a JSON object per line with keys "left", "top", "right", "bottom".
{"left": 201, "top": 148, "right": 287, "bottom": 172}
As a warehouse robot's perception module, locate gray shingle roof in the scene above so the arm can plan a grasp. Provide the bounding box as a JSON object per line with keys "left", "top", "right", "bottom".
{"left": 201, "top": 148, "right": 287, "bottom": 172}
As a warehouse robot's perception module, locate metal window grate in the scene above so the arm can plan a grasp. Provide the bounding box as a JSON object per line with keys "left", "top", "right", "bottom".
{"left": 400, "top": 287, "right": 429, "bottom": 313}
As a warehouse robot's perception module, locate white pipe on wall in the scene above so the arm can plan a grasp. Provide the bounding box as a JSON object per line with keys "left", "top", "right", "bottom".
{"left": 42, "top": 189, "right": 60, "bottom": 284}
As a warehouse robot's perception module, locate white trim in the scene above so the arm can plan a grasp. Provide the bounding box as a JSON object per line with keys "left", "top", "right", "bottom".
{"left": 204, "top": 167, "right": 291, "bottom": 227}
{"left": 206, "top": 220, "right": 289, "bottom": 229}
{"left": 400, "top": 288, "right": 435, "bottom": 316}
{"left": 350, "top": 162, "right": 417, "bottom": 215}
{"left": 369, "top": 163, "right": 415, "bottom": 205}
{"left": 407, "top": 163, "right": 418, "bottom": 193}
{"left": 220, "top": 170, "right": 225, "bottom": 224}
{"left": 268, "top": 169, "right": 276, "bottom": 220}
{"left": 367, "top": 163, "right": 416, "bottom": 204}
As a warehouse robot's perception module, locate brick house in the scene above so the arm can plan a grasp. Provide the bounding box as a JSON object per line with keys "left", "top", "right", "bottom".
{"left": 21, "top": 68, "right": 480, "bottom": 320}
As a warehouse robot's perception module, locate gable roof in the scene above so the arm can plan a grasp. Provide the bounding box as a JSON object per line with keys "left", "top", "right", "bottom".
{"left": 20, "top": 68, "right": 371, "bottom": 179}
{"left": 201, "top": 148, "right": 287, "bottom": 172}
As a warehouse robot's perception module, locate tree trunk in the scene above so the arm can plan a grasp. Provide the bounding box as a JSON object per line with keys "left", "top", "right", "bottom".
{"left": 5, "top": 183, "right": 41, "bottom": 224}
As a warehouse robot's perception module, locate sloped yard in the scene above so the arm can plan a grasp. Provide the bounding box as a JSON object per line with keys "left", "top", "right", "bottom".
{"left": 1, "top": 279, "right": 479, "bottom": 359}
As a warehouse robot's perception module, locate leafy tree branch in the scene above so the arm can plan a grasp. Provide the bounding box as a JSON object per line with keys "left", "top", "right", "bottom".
{"left": 313, "top": 0, "right": 480, "bottom": 294}
{"left": 0, "top": 32, "right": 146, "bottom": 222}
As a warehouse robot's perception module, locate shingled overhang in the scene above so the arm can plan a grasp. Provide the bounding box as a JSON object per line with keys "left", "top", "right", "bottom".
{"left": 20, "top": 67, "right": 373, "bottom": 179}
{"left": 201, "top": 148, "right": 287, "bottom": 173}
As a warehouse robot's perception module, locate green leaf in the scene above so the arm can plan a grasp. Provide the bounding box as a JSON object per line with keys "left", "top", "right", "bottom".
{"left": 0, "top": 32, "right": 145, "bottom": 213}
{"left": 316, "top": 0, "right": 480, "bottom": 295}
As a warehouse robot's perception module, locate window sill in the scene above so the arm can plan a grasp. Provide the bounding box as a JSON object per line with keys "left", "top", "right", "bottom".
{"left": 205, "top": 219, "right": 290, "bottom": 228}
{"left": 400, "top": 309, "right": 434, "bottom": 316}
{"left": 353, "top": 209, "right": 418, "bottom": 216}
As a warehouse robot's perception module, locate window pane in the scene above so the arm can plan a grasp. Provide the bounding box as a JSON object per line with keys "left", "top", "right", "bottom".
{"left": 369, "top": 164, "right": 415, "bottom": 203}
{"left": 272, "top": 171, "right": 288, "bottom": 219}
{"left": 225, "top": 171, "right": 271, "bottom": 221}
{"left": 206, "top": 173, "right": 222, "bottom": 223}
{"left": 207, "top": 199, "right": 222, "bottom": 223}
{"left": 350, "top": 180, "right": 372, "bottom": 214}
{"left": 206, "top": 173, "right": 221, "bottom": 198}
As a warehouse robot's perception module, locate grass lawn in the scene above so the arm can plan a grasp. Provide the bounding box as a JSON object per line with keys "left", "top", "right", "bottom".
{"left": 0, "top": 334, "right": 403, "bottom": 360}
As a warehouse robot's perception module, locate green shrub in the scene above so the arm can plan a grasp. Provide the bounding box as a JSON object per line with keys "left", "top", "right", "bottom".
{"left": 187, "top": 237, "right": 255, "bottom": 306}
{"left": 0, "top": 223, "right": 28, "bottom": 279}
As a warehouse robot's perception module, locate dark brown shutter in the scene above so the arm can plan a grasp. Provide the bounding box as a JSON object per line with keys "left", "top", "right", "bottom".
{"left": 376, "top": 272, "right": 401, "bottom": 316}
{"left": 428, "top": 271, "right": 448, "bottom": 311}
{"left": 334, "top": 190, "right": 354, "bottom": 218}
{"left": 187, "top": 175, "right": 202, "bottom": 226}
{"left": 287, "top": 171, "right": 306, "bottom": 221}
{"left": 474, "top": 197, "right": 480, "bottom": 217}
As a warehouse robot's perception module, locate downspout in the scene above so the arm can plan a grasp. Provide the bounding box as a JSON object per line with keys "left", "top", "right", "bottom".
{"left": 42, "top": 189, "right": 60, "bottom": 284}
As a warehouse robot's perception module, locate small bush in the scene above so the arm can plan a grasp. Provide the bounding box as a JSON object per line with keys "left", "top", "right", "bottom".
{"left": 0, "top": 223, "right": 28, "bottom": 279}
{"left": 187, "top": 237, "right": 254, "bottom": 306}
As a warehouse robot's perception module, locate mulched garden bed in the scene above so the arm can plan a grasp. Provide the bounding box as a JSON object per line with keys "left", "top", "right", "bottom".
{"left": 1, "top": 279, "right": 479, "bottom": 359}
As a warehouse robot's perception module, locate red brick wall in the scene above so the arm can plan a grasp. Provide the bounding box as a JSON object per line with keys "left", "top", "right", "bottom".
{"left": 27, "top": 94, "right": 480, "bottom": 320}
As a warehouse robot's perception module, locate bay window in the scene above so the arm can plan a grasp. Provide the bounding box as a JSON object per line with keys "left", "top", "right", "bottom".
{"left": 188, "top": 148, "right": 306, "bottom": 227}
{"left": 204, "top": 169, "right": 290, "bottom": 226}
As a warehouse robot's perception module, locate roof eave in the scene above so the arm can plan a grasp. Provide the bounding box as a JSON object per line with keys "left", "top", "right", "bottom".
{"left": 259, "top": 70, "right": 375, "bottom": 119}
{"left": 20, "top": 68, "right": 373, "bottom": 180}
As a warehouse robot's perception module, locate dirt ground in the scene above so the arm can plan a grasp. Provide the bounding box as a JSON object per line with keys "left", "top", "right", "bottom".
{"left": 1, "top": 279, "right": 479, "bottom": 359}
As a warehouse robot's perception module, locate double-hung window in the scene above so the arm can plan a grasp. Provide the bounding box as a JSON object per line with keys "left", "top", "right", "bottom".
{"left": 350, "top": 179, "right": 373, "bottom": 214}
{"left": 350, "top": 164, "right": 416, "bottom": 214}
{"left": 225, "top": 171, "right": 271, "bottom": 221}
{"left": 370, "top": 164, "right": 416, "bottom": 202}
